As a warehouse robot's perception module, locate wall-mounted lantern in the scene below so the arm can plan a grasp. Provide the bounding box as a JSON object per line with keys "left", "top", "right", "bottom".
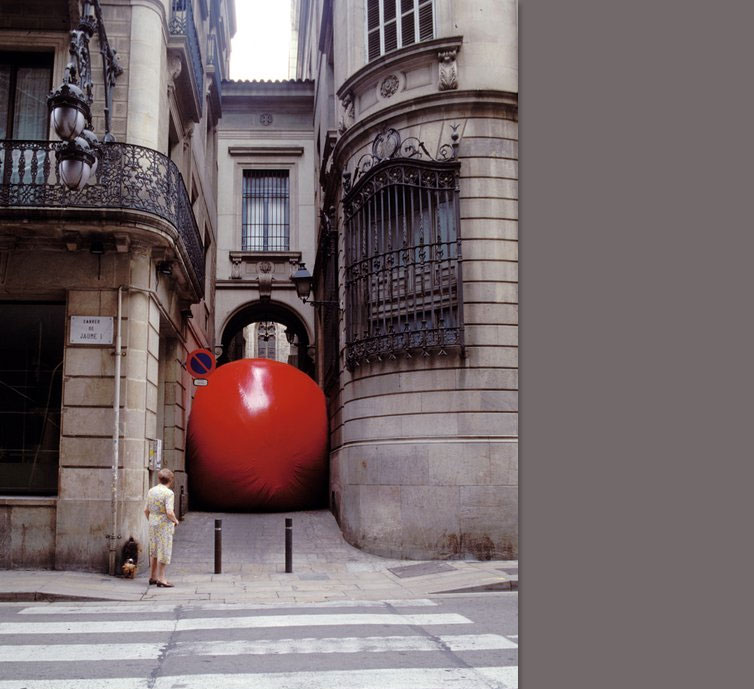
{"left": 47, "top": 0, "right": 123, "bottom": 191}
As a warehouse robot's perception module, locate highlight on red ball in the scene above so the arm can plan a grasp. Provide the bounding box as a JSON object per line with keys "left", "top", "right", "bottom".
{"left": 187, "top": 358, "right": 328, "bottom": 512}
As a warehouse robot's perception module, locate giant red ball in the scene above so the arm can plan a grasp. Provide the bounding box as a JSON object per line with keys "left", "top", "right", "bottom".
{"left": 187, "top": 359, "right": 328, "bottom": 511}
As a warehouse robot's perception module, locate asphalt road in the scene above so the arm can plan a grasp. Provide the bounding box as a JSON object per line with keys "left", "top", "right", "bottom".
{"left": 0, "top": 593, "right": 517, "bottom": 688}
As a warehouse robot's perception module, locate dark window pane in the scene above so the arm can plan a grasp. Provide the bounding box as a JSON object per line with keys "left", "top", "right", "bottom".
{"left": 0, "top": 302, "right": 64, "bottom": 495}
{"left": 241, "top": 170, "right": 289, "bottom": 251}
{"left": 0, "top": 64, "right": 10, "bottom": 139}
{"left": 367, "top": 0, "right": 380, "bottom": 30}
{"left": 401, "top": 11, "right": 416, "bottom": 46}
{"left": 368, "top": 29, "right": 381, "bottom": 60}
{"left": 384, "top": 20, "right": 398, "bottom": 52}
{"left": 13, "top": 65, "right": 51, "bottom": 140}
{"left": 418, "top": 2, "right": 434, "bottom": 40}
{"left": 401, "top": 0, "right": 414, "bottom": 13}
{"left": 383, "top": 0, "right": 396, "bottom": 21}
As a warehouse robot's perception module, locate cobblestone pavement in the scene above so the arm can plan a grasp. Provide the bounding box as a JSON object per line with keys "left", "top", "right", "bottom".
{"left": 0, "top": 510, "right": 517, "bottom": 603}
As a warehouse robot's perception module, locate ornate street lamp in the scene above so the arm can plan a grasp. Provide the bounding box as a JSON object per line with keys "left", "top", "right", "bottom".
{"left": 47, "top": 0, "right": 122, "bottom": 191}
{"left": 57, "top": 136, "right": 97, "bottom": 191}
{"left": 48, "top": 80, "right": 90, "bottom": 142}
{"left": 291, "top": 262, "right": 314, "bottom": 302}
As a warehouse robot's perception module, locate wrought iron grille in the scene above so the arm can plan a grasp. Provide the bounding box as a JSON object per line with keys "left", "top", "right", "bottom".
{"left": 169, "top": 0, "right": 204, "bottom": 112}
{"left": 317, "top": 212, "right": 339, "bottom": 393}
{"left": 0, "top": 139, "right": 205, "bottom": 293}
{"left": 342, "top": 128, "right": 464, "bottom": 369}
{"left": 242, "top": 170, "right": 290, "bottom": 251}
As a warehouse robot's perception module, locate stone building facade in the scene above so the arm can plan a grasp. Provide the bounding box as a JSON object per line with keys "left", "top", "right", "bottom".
{"left": 294, "top": 0, "right": 519, "bottom": 559}
{"left": 0, "top": 0, "right": 234, "bottom": 570}
{"left": 1, "top": 0, "right": 517, "bottom": 570}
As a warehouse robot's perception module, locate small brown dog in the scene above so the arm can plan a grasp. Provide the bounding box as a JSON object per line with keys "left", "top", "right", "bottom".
{"left": 121, "top": 558, "right": 136, "bottom": 578}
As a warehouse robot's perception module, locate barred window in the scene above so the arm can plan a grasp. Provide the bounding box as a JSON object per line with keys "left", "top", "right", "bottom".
{"left": 241, "top": 170, "right": 289, "bottom": 251}
{"left": 367, "top": 0, "right": 434, "bottom": 62}
{"left": 344, "top": 157, "right": 464, "bottom": 369}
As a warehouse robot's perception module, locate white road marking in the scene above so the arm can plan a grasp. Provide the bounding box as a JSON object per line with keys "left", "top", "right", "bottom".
{"left": 0, "top": 666, "right": 518, "bottom": 689}
{"left": 150, "top": 667, "right": 518, "bottom": 689}
{"left": 17, "top": 599, "right": 437, "bottom": 616}
{"left": 0, "top": 612, "right": 470, "bottom": 635}
{"left": 0, "top": 642, "right": 165, "bottom": 662}
{"left": 172, "top": 632, "right": 517, "bottom": 656}
{"left": 0, "top": 633, "right": 516, "bottom": 662}
{"left": 0, "top": 681, "right": 150, "bottom": 689}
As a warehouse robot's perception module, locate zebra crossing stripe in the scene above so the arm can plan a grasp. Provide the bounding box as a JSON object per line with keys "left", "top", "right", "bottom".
{"left": 0, "top": 633, "right": 517, "bottom": 662}
{"left": 0, "top": 667, "right": 518, "bottom": 689}
{"left": 154, "top": 667, "right": 519, "bottom": 689}
{"left": 0, "top": 643, "right": 164, "bottom": 662}
{"left": 172, "top": 633, "right": 517, "bottom": 655}
{"left": 16, "top": 599, "right": 438, "bottom": 615}
{"left": 0, "top": 612, "right": 470, "bottom": 636}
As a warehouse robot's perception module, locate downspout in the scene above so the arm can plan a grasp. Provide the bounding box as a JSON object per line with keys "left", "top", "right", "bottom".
{"left": 108, "top": 285, "right": 125, "bottom": 576}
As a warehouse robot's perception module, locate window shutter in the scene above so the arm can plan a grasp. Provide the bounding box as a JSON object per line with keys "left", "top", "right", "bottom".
{"left": 367, "top": 0, "right": 380, "bottom": 29}
{"left": 401, "top": 8, "right": 416, "bottom": 46}
{"left": 418, "top": 1, "right": 433, "bottom": 41}
{"left": 384, "top": 21, "right": 398, "bottom": 52}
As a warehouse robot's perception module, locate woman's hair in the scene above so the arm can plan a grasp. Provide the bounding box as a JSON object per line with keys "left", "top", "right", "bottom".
{"left": 157, "top": 468, "right": 174, "bottom": 485}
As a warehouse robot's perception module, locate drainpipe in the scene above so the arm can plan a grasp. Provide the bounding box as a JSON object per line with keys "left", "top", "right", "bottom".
{"left": 108, "top": 285, "right": 125, "bottom": 576}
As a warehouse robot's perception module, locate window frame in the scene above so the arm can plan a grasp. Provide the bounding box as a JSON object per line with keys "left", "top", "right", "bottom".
{"left": 366, "top": 0, "right": 435, "bottom": 62}
{"left": 240, "top": 169, "right": 291, "bottom": 252}
{"left": 0, "top": 50, "right": 54, "bottom": 141}
{"left": 343, "top": 155, "right": 465, "bottom": 369}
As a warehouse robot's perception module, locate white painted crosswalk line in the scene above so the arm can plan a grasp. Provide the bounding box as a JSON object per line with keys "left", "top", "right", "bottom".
{"left": 0, "top": 612, "right": 470, "bottom": 635}
{"left": 149, "top": 667, "right": 518, "bottom": 689}
{"left": 0, "top": 642, "right": 165, "bottom": 662}
{"left": 171, "top": 632, "right": 517, "bottom": 656}
{"left": 0, "top": 633, "right": 516, "bottom": 662}
{"left": 0, "top": 666, "right": 519, "bottom": 689}
{"left": 0, "top": 680, "right": 150, "bottom": 689}
{"left": 17, "top": 599, "right": 438, "bottom": 615}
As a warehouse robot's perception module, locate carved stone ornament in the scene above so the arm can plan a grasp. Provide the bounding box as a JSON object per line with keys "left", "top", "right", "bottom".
{"left": 257, "top": 266, "right": 274, "bottom": 300}
{"left": 438, "top": 49, "right": 458, "bottom": 91}
{"left": 379, "top": 74, "right": 400, "bottom": 98}
{"left": 168, "top": 54, "right": 182, "bottom": 81}
{"left": 231, "top": 256, "right": 242, "bottom": 279}
{"left": 338, "top": 92, "right": 355, "bottom": 133}
{"left": 260, "top": 113, "right": 273, "bottom": 126}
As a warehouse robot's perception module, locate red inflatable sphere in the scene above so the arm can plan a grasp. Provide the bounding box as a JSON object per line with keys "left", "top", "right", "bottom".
{"left": 187, "top": 359, "right": 328, "bottom": 511}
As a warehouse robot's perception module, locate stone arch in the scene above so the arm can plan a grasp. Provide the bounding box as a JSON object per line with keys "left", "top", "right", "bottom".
{"left": 218, "top": 300, "right": 314, "bottom": 378}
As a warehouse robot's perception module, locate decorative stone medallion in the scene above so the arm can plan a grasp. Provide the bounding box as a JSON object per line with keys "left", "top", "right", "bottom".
{"left": 260, "top": 113, "right": 273, "bottom": 126}
{"left": 379, "top": 74, "right": 400, "bottom": 98}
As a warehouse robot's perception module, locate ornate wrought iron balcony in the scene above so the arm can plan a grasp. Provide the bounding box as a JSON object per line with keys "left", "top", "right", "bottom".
{"left": 0, "top": 139, "right": 205, "bottom": 296}
{"left": 169, "top": 0, "right": 204, "bottom": 121}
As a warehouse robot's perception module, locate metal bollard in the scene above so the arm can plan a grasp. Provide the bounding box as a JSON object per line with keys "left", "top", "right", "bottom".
{"left": 285, "top": 517, "right": 292, "bottom": 573}
{"left": 214, "top": 519, "right": 222, "bottom": 574}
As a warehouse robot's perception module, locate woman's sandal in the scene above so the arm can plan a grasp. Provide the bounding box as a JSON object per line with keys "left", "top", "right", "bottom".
{"left": 149, "top": 579, "right": 157, "bottom": 585}
{"left": 156, "top": 581, "right": 174, "bottom": 588}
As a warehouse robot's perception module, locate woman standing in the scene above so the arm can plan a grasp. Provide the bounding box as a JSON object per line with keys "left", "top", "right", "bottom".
{"left": 144, "top": 468, "right": 179, "bottom": 587}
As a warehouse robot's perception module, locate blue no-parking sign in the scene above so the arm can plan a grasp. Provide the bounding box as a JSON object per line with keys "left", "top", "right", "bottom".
{"left": 186, "top": 348, "right": 216, "bottom": 379}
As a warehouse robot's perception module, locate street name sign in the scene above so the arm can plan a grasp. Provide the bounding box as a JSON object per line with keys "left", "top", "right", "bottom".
{"left": 69, "top": 316, "right": 114, "bottom": 345}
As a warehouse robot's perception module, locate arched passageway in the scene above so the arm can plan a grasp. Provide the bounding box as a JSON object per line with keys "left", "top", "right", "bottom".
{"left": 218, "top": 301, "right": 314, "bottom": 379}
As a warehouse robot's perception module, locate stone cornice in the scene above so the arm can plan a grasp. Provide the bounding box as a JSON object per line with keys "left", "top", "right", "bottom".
{"left": 336, "top": 36, "right": 464, "bottom": 101}
{"left": 333, "top": 90, "right": 518, "bottom": 167}
{"left": 228, "top": 146, "right": 305, "bottom": 157}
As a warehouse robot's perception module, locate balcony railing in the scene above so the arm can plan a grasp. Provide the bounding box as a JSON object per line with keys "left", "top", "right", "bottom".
{"left": 169, "top": 0, "right": 204, "bottom": 114}
{"left": 0, "top": 139, "right": 205, "bottom": 294}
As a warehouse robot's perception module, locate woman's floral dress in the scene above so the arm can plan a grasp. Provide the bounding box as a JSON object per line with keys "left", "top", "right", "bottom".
{"left": 146, "top": 483, "right": 175, "bottom": 564}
